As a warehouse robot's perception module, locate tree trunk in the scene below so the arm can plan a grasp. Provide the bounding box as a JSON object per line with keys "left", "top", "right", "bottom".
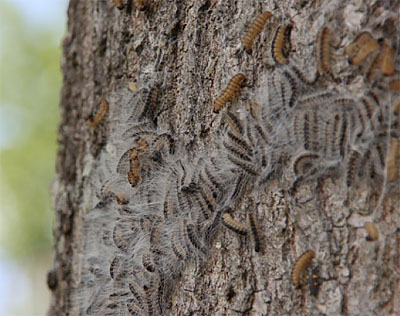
{"left": 49, "top": 0, "right": 399, "bottom": 315}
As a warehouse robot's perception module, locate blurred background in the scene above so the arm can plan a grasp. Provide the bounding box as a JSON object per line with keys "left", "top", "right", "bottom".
{"left": 0, "top": 0, "right": 68, "bottom": 314}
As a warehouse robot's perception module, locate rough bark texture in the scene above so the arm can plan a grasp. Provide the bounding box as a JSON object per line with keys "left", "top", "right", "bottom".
{"left": 49, "top": 0, "right": 399, "bottom": 315}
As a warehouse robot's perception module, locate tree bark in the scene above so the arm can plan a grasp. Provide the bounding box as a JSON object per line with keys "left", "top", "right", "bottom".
{"left": 49, "top": 0, "right": 399, "bottom": 315}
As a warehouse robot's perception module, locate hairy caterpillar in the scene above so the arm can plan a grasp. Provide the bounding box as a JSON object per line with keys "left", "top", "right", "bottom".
{"left": 242, "top": 11, "right": 274, "bottom": 53}
{"left": 88, "top": 98, "right": 109, "bottom": 129}
{"left": 364, "top": 221, "right": 379, "bottom": 241}
{"left": 213, "top": 74, "right": 246, "bottom": 113}
{"left": 317, "top": 26, "right": 334, "bottom": 80}
{"left": 271, "top": 25, "right": 292, "bottom": 65}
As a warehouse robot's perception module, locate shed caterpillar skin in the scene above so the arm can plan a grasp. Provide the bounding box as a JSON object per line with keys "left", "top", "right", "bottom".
{"left": 366, "top": 39, "right": 396, "bottom": 81}
{"left": 88, "top": 98, "right": 109, "bottom": 129}
{"left": 291, "top": 250, "right": 315, "bottom": 286}
{"left": 345, "top": 31, "right": 379, "bottom": 65}
{"left": 377, "top": 39, "right": 395, "bottom": 76}
{"left": 213, "top": 74, "right": 246, "bottom": 113}
{"left": 387, "top": 137, "right": 399, "bottom": 183}
{"left": 242, "top": 11, "right": 274, "bottom": 53}
{"left": 271, "top": 25, "right": 293, "bottom": 65}
{"left": 364, "top": 221, "right": 379, "bottom": 241}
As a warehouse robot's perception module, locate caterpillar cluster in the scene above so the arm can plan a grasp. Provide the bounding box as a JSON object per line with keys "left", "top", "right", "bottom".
{"left": 73, "top": 14, "right": 399, "bottom": 316}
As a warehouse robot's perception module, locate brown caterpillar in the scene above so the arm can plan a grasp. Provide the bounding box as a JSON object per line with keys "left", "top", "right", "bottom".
{"left": 345, "top": 31, "right": 379, "bottom": 65}
{"left": 134, "top": 0, "right": 147, "bottom": 11}
{"left": 213, "top": 74, "right": 246, "bottom": 113}
{"left": 291, "top": 250, "right": 315, "bottom": 286}
{"left": 112, "top": 0, "right": 124, "bottom": 10}
{"left": 317, "top": 26, "right": 334, "bottom": 79}
{"left": 242, "top": 11, "right": 274, "bottom": 53}
{"left": 271, "top": 25, "right": 293, "bottom": 65}
{"left": 387, "top": 137, "right": 399, "bottom": 183}
{"left": 364, "top": 221, "right": 379, "bottom": 241}
{"left": 87, "top": 98, "right": 109, "bottom": 129}
{"left": 222, "top": 212, "right": 248, "bottom": 235}
{"left": 247, "top": 210, "right": 261, "bottom": 252}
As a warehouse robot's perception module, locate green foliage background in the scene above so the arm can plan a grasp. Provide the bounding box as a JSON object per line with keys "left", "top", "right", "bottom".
{"left": 0, "top": 1, "right": 62, "bottom": 259}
